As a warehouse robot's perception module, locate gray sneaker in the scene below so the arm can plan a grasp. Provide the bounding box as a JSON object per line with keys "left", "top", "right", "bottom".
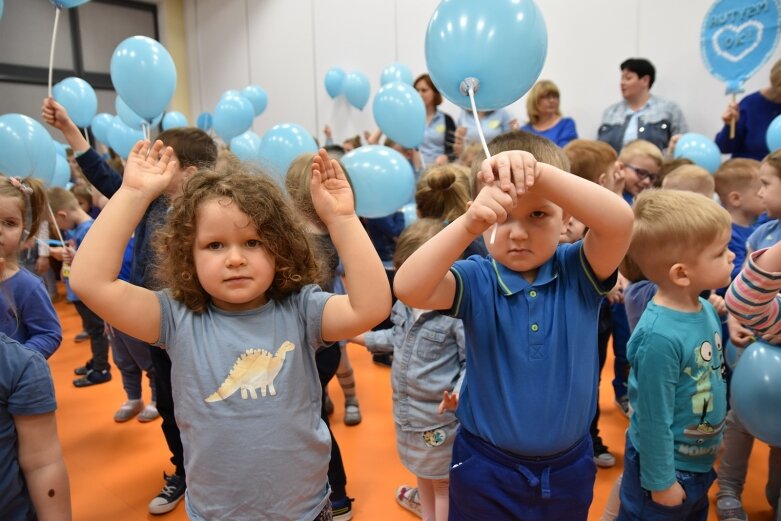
{"left": 344, "top": 399, "right": 361, "bottom": 426}
{"left": 716, "top": 495, "right": 748, "bottom": 521}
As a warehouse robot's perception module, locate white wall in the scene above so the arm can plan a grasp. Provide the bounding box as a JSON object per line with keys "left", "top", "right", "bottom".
{"left": 184, "top": 0, "right": 781, "bottom": 146}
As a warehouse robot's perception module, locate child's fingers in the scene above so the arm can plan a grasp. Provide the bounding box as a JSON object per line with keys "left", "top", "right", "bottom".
{"left": 147, "top": 140, "right": 165, "bottom": 162}
{"left": 132, "top": 140, "right": 148, "bottom": 157}
{"left": 157, "top": 146, "right": 174, "bottom": 168}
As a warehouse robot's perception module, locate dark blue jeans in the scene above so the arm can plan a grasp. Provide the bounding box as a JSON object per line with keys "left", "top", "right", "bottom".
{"left": 617, "top": 435, "right": 716, "bottom": 521}
{"left": 611, "top": 302, "right": 630, "bottom": 400}
{"left": 73, "top": 300, "right": 109, "bottom": 372}
{"left": 449, "top": 429, "right": 595, "bottom": 521}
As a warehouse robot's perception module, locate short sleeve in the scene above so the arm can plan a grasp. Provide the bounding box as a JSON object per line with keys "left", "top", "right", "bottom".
{"left": 448, "top": 256, "right": 490, "bottom": 319}
{"left": 560, "top": 242, "right": 617, "bottom": 300}
{"left": 6, "top": 351, "right": 56, "bottom": 417}
{"left": 295, "top": 284, "right": 334, "bottom": 351}
{"left": 154, "top": 290, "right": 177, "bottom": 349}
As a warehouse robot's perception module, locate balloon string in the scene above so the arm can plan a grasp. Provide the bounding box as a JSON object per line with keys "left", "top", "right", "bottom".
{"left": 82, "top": 128, "right": 90, "bottom": 148}
{"left": 45, "top": 202, "right": 67, "bottom": 246}
{"left": 468, "top": 85, "right": 497, "bottom": 244}
{"left": 142, "top": 122, "right": 151, "bottom": 157}
{"left": 48, "top": 7, "right": 61, "bottom": 98}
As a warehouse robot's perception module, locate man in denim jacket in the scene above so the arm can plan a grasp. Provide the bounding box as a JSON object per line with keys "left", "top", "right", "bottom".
{"left": 598, "top": 58, "right": 688, "bottom": 154}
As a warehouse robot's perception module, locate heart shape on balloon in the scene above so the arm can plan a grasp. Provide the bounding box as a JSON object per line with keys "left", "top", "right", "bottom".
{"left": 713, "top": 21, "right": 763, "bottom": 63}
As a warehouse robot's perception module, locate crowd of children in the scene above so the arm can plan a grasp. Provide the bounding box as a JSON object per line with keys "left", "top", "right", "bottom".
{"left": 3, "top": 60, "right": 781, "bottom": 521}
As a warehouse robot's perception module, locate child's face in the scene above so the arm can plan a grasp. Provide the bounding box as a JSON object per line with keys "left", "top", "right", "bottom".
{"left": 559, "top": 216, "right": 586, "bottom": 244}
{"left": 484, "top": 191, "right": 566, "bottom": 280}
{"left": 620, "top": 155, "right": 659, "bottom": 196}
{"left": 193, "top": 198, "right": 276, "bottom": 312}
{"left": 687, "top": 229, "right": 734, "bottom": 292}
{"left": 0, "top": 196, "right": 24, "bottom": 259}
{"left": 738, "top": 177, "right": 765, "bottom": 218}
{"left": 759, "top": 164, "right": 781, "bottom": 218}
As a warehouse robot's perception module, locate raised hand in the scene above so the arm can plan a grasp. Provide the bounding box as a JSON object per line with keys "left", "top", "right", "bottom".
{"left": 41, "top": 97, "right": 76, "bottom": 132}
{"left": 462, "top": 183, "right": 513, "bottom": 236}
{"left": 310, "top": 148, "right": 355, "bottom": 226}
{"left": 121, "top": 140, "right": 177, "bottom": 201}
{"left": 478, "top": 150, "right": 541, "bottom": 206}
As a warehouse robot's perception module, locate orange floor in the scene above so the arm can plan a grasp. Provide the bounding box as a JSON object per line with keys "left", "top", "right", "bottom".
{"left": 51, "top": 296, "right": 775, "bottom": 520}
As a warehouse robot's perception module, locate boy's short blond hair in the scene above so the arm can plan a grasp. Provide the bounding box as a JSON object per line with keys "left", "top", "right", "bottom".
{"left": 714, "top": 158, "right": 761, "bottom": 201}
{"left": 618, "top": 139, "right": 664, "bottom": 166}
{"left": 563, "top": 139, "right": 617, "bottom": 184}
{"left": 661, "top": 165, "right": 715, "bottom": 198}
{"left": 47, "top": 187, "right": 80, "bottom": 212}
{"left": 765, "top": 148, "right": 781, "bottom": 177}
{"left": 628, "top": 189, "right": 731, "bottom": 283}
{"left": 393, "top": 218, "right": 445, "bottom": 270}
{"left": 470, "top": 130, "right": 570, "bottom": 196}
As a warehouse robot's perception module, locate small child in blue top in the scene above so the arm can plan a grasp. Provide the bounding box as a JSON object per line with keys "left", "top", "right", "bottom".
{"left": 617, "top": 189, "right": 733, "bottom": 521}
{"left": 0, "top": 176, "right": 62, "bottom": 359}
{"left": 394, "top": 130, "right": 634, "bottom": 521}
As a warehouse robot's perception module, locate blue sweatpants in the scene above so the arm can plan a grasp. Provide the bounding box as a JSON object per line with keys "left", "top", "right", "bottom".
{"left": 448, "top": 428, "right": 596, "bottom": 521}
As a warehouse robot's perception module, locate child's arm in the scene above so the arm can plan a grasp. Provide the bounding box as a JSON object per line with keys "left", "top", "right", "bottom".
{"left": 311, "top": 150, "right": 392, "bottom": 342}
{"left": 69, "top": 141, "right": 177, "bottom": 343}
{"left": 350, "top": 331, "right": 394, "bottom": 355}
{"left": 16, "top": 412, "right": 72, "bottom": 520}
{"left": 726, "top": 242, "right": 781, "bottom": 339}
{"left": 476, "top": 151, "right": 634, "bottom": 281}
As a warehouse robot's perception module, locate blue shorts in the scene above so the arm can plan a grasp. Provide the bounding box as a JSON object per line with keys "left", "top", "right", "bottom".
{"left": 449, "top": 428, "right": 596, "bottom": 521}
{"left": 617, "top": 435, "right": 716, "bottom": 521}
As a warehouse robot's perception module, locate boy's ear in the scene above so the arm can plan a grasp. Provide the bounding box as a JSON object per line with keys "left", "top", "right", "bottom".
{"left": 183, "top": 165, "right": 198, "bottom": 179}
{"left": 727, "top": 190, "right": 741, "bottom": 207}
{"left": 597, "top": 172, "right": 608, "bottom": 187}
{"left": 668, "top": 262, "right": 691, "bottom": 288}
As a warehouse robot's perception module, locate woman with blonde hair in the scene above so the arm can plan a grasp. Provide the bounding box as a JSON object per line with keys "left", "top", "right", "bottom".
{"left": 521, "top": 79, "right": 578, "bottom": 147}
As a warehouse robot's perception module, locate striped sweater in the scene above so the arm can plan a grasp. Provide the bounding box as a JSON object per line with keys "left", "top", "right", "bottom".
{"left": 725, "top": 248, "right": 781, "bottom": 337}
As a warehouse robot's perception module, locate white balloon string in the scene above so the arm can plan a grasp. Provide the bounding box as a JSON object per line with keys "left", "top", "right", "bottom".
{"left": 82, "top": 127, "right": 90, "bottom": 148}
{"left": 46, "top": 202, "right": 67, "bottom": 246}
{"left": 142, "top": 122, "right": 151, "bottom": 157}
{"left": 468, "top": 86, "right": 497, "bottom": 244}
{"left": 48, "top": 7, "right": 61, "bottom": 98}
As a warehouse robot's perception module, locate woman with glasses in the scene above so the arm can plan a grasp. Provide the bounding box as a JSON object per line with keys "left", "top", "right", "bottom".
{"left": 522, "top": 80, "right": 578, "bottom": 147}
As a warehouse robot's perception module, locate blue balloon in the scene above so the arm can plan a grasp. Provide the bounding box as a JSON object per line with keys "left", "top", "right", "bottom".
{"left": 54, "top": 141, "right": 69, "bottom": 158}
{"left": 51, "top": 154, "right": 71, "bottom": 188}
{"left": 344, "top": 72, "right": 371, "bottom": 110}
{"left": 724, "top": 340, "right": 740, "bottom": 370}
{"left": 116, "top": 95, "right": 162, "bottom": 130}
{"left": 90, "top": 113, "right": 113, "bottom": 144}
{"left": 242, "top": 86, "right": 268, "bottom": 117}
{"left": 673, "top": 133, "right": 722, "bottom": 174}
{"left": 341, "top": 145, "right": 416, "bottom": 218}
{"left": 110, "top": 36, "right": 176, "bottom": 120}
{"left": 230, "top": 131, "right": 262, "bottom": 163}
{"left": 197, "top": 112, "right": 213, "bottom": 132}
{"left": 213, "top": 94, "right": 254, "bottom": 142}
{"left": 380, "top": 63, "right": 413, "bottom": 86}
{"left": 373, "top": 82, "right": 426, "bottom": 149}
{"left": 767, "top": 114, "right": 781, "bottom": 152}
{"left": 324, "top": 68, "right": 346, "bottom": 99}
{"left": 425, "top": 0, "right": 548, "bottom": 110}
{"left": 257, "top": 124, "right": 317, "bottom": 181}
{"left": 0, "top": 114, "right": 57, "bottom": 184}
{"left": 401, "top": 203, "right": 418, "bottom": 228}
{"left": 50, "top": 0, "right": 90, "bottom": 7}
{"left": 162, "top": 111, "right": 188, "bottom": 130}
{"left": 731, "top": 341, "right": 781, "bottom": 445}
{"left": 52, "top": 77, "right": 97, "bottom": 128}
{"left": 108, "top": 117, "right": 143, "bottom": 159}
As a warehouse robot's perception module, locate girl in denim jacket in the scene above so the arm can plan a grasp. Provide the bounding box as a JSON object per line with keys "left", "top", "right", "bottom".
{"left": 353, "top": 218, "right": 466, "bottom": 521}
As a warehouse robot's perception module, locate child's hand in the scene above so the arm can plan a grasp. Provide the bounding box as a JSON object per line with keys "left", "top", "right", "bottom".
{"left": 727, "top": 313, "right": 755, "bottom": 348}
{"left": 41, "top": 97, "right": 77, "bottom": 132}
{"left": 651, "top": 482, "right": 686, "bottom": 507}
{"left": 121, "top": 140, "right": 177, "bottom": 200}
{"left": 438, "top": 391, "right": 459, "bottom": 414}
{"left": 478, "top": 150, "right": 541, "bottom": 205}
{"left": 707, "top": 293, "right": 727, "bottom": 316}
{"left": 463, "top": 184, "right": 513, "bottom": 236}
{"left": 311, "top": 149, "right": 355, "bottom": 226}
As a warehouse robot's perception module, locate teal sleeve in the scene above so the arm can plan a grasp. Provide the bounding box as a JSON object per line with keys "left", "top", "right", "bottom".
{"left": 634, "top": 331, "right": 680, "bottom": 491}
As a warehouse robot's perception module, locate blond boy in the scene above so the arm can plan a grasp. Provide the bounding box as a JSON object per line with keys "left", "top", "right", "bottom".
{"left": 662, "top": 165, "right": 715, "bottom": 199}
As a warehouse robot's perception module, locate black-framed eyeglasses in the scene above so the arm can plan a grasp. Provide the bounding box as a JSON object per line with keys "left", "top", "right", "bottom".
{"left": 625, "top": 164, "right": 659, "bottom": 184}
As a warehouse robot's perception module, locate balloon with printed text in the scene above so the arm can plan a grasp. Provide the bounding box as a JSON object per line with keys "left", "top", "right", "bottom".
{"left": 324, "top": 68, "right": 347, "bottom": 98}
{"left": 341, "top": 145, "right": 415, "bottom": 218}
{"left": 110, "top": 36, "right": 176, "bottom": 121}
{"left": 0, "top": 114, "right": 57, "bottom": 185}
{"left": 257, "top": 124, "right": 317, "bottom": 181}
{"left": 52, "top": 77, "right": 98, "bottom": 128}
{"left": 673, "top": 133, "right": 722, "bottom": 173}
{"left": 731, "top": 341, "right": 781, "bottom": 445}
{"left": 373, "top": 82, "right": 425, "bottom": 149}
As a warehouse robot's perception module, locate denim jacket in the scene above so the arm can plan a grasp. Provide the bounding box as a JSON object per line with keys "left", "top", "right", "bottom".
{"left": 364, "top": 300, "right": 466, "bottom": 431}
{"left": 597, "top": 94, "right": 688, "bottom": 153}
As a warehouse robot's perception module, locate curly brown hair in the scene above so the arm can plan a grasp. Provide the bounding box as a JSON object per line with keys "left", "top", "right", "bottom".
{"left": 154, "top": 163, "right": 322, "bottom": 313}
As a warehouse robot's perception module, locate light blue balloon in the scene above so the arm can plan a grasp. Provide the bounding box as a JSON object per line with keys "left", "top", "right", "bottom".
{"left": 324, "top": 68, "right": 346, "bottom": 98}
{"left": 373, "top": 82, "right": 425, "bottom": 149}
{"left": 425, "top": 0, "right": 548, "bottom": 110}
{"left": 380, "top": 63, "right": 413, "bottom": 86}
{"left": 90, "top": 113, "right": 113, "bottom": 144}
{"left": 242, "top": 86, "right": 268, "bottom": 117}
{"left": 767, "top": 114, "right": 781, "bottom": 152}
{"left": 108, "top": 117, "right": 143, "bottom": 159}
{"left": 230, "top": 131, "right": 262, "bottom": 163}
{"left": 731, "top": 341, "right": 781, "bottom": 445}
{"left": 52, "top": 77, "right": 97, "bottom": 128}
{"left": 0, "top": 1, "right": 5, "bottom": 23}
{"left": 341, "top": 145, "right": 415, "bottom": 218}
{"left": 673, "top": 133, "right": 722, "bottom": 173}
{"left": 725, "top": 340, "right": 740, "bottom": 370}
{"left": 116, "top": 95, "right": 162, "bottom": 130}
{"left": 53, "top": 141, "right": 69, "bottom": 158}
{"left": 50, "top": 0, "right": 90, "bottom": 7}
{"left": 110, "top": 36, "right": 176, "bottom": 120}
{"left": 401, "top": 203, "right": 418, "bottom": 228}
{"left": 213, "top": 94, "right": 254, "bottom": 142}
{"left": 51, "top": 154, "right": 71, "bottom": 188}
{"left": 197, "top": 112, "right": 213, "bottom": 132}
{"left": 257, "top": 124, "right": 317, "bottom": 181}
{"left": 344, "top": 72, "right": 371, "bottom": 110}
{"left": 162, "top": 111, "right": 188, "bottom": 130}
{"left": 0, "top": 114, "right": 56, "bottom": 185}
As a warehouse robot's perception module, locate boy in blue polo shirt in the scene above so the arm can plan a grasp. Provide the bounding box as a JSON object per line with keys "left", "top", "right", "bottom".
{"left": 394, "top": 131, "right": 634, "bottom": 521}
{"left": 617, "top": 189, "right": 732, "bottom": 521}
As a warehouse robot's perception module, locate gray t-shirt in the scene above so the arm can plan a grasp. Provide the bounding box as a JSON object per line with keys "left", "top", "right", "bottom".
{"left": 155, "top": 285, "right": 332, "bottom": 521}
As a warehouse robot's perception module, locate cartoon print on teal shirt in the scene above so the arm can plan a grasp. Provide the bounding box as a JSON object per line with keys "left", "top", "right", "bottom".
{"left": 682, "top": 333, "right": 725, "bottom": 439}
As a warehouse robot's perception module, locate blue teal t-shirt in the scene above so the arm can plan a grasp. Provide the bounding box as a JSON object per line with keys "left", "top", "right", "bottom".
{"left": 447, "top": 241, "right": 615, "bottom": 456}
{"left": 627, "top": 299, "right": 727, "bottom": 491}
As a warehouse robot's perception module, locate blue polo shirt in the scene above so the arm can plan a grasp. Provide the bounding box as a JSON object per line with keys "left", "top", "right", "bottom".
{"left": 747, "top": 219, "right": 781, "bottom": 252}
{"left": 447, "top": 241, "right": 616, "bottom": 456}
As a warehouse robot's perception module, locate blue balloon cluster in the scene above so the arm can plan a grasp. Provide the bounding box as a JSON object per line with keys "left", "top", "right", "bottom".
{"left": 373, "top": 82, "right": 425, "bottom": 149}
{"left": 257, "top": 124, "right": 317, "bottom": 181}
{"left": 242, "top": 86, "right": 268, "bottom": 117}
{"left": 162, "top": 111, "right": 188, "bottom": 130}
{"left": 673, "top": 133, "right": 722, "bottom": 174}
{"left": 0, "top": 114, "right": 57, "bottom": 185}
{"left": 52, "top": 77, "right": 97, "bottom": 128}
{"left": 116, "top": 96, "right": 162, "bottom": 130}
{"left": 341, "top": 145, "right": 415, "bottom": 218}
{"left": 110, "top": 36, "right": 176, "bottom": 121}
{"left": 108, "top": 116, "right": 143, "bottom": 159}
{"left": 230, "top": 130, "right": 263, "bottom": 164}
{"left": 213, "top": 92, "right": 254, "bottom": 142}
